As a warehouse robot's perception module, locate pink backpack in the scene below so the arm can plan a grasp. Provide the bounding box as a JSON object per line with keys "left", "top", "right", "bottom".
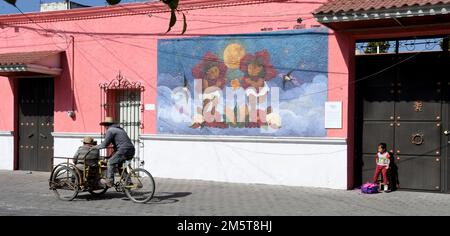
{"left": 361, "top": 183, "right": 379, "bottom": 194}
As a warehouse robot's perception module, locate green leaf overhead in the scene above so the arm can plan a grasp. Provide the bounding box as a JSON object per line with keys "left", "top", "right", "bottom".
{"left": 168, "top": 0, "right": 179, "bottom": 10}
{"left": 162, "top": 0, "right": 178, "bottom": 8}
{"left": 106, "top": 0, "right": 121, "bottom": 5}
{"left": 3, "top": 0, "right": 17, "bottom": 6}
{"left": 166, "top": 9, "right": 177, "bottom": 33}
{"left": 162, "top": 0, "right": 186, "bottom": 34}
{"left": 181, "top": 12, "right": 187, "bottom": 35}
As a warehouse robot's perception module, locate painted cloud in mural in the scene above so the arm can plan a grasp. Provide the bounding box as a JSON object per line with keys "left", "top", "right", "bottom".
{"left": 156, "top": 28, "right": 328, "bottom": 137}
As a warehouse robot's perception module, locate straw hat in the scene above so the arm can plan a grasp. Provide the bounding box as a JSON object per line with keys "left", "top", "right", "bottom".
{"left": 99, "top": 116, "right": 116, "bottom": 126}
{"left": 82, "top": 136, "right": 95, "bottom": 144}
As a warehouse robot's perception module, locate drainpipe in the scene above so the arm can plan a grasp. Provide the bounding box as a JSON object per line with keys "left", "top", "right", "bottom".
{"left": 68, "top": 35, "right": 75, "bottom": 119}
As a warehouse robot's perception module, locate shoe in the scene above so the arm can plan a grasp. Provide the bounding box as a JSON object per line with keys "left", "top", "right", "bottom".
{"left": 100, "top": 178, "right": 113, "bottom": 188}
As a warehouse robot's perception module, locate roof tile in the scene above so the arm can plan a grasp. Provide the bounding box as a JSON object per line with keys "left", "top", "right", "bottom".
{"left": 315, "top": 0, "right": 450, "bottom": 14}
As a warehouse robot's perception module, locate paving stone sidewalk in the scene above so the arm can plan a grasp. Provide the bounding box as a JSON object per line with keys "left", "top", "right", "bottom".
{"left": 0, "top": 170, "right": 449, "bottom": 216}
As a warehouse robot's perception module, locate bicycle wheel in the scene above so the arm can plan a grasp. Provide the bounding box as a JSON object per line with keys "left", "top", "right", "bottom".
{"left": 50, "top": 166, "right": 79, "bottom": 201}
{"left": 124, "top": 168, "right": 155, "bottom": 203}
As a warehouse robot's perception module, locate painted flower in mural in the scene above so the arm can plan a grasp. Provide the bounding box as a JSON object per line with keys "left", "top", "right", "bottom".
{"left": 239, "top": 49, "right": 277, "bottom": 91}
{"left": 192, "top": 52, "right": 227, "bottom": 90}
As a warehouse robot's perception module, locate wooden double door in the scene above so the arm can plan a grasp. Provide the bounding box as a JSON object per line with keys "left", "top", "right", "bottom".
{"left": 18, "top": 78, "right": 54, "bottom": 171}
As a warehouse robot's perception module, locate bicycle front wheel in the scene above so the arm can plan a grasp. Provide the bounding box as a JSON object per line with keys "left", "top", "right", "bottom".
{"left": 124, "top": 168, "right": 155, "bottom": 203}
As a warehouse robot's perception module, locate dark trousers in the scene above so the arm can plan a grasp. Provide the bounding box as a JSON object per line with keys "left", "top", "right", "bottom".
{"left": 107, "top": 148, "right": 135, "bottom": 182}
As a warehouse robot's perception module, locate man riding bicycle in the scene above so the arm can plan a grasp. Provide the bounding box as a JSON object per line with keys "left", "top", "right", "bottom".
{"left": 91, "top": 117, "right": 135, "bottom": 188}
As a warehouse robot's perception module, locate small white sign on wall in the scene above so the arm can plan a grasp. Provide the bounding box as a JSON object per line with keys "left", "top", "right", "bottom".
{"left": 325, "top": 101, "right": 342, "bottom": 129}
{"left": 145, "top": 104, "right": 155, "bottom": 111}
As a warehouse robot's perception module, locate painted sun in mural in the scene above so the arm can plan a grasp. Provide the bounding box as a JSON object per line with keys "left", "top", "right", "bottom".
{"left": 223, "top": 43, "right": 246, "bottom": 69}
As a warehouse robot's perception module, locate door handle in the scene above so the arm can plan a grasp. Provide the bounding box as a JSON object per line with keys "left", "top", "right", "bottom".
{"left": 444, "top": 130, "right": 450, "bottom": 136}
{"left": 28, "top": 133, "right": 34, "bottom": 138}
{"left": 39, "top": 133, "right": 47, "bottom": 139}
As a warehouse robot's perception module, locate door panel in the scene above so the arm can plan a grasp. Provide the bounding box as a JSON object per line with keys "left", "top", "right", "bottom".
{"left": 19, "top": 81, "right": 39, "bottom": 171}
{"left": 395, "top": 122, "right": 441, "bottom": 156}
{"left": 362, "top": 154, "right": 376, "bottom": 184}
{"left": 37, "top": 80, "right": 54, "bottom": 171}
{"left": 396, "top": 155, "right": 441, "bottom": 191}
{"left": 396, "top": 86, "right": 442, "bottom": 121}
{"left": 362, "top": 122, "right": 394, "bottom": 154}
{"left": 362, "top": 87, "right": 395, "bottom": 121}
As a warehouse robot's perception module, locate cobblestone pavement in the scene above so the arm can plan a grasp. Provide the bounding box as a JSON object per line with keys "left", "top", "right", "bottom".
{"left": 0, "top": 170, "right": 449, "bottom": 216}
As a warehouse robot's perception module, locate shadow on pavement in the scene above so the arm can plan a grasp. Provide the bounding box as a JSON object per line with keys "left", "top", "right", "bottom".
{"left": 75, "top": 191, "right": 192, "bottom": 204}
{"left": 150, "top": 192, "right": 192, "bottom": 204}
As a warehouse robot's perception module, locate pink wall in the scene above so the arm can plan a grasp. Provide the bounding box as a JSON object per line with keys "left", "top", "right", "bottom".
{"left": 0, "top": 77, "right": 14, "bottom": 131}
{"left": 327, "top": 31, "right": 353, "bottom": 138}
{"left": 0, "top": 0, "right": 332, "bottom": 135}
{"left": 3, "top": 2, "right": 446, "bottom": 139}
{"left": 326, "top": 30, "right": 354, "bottom": 188}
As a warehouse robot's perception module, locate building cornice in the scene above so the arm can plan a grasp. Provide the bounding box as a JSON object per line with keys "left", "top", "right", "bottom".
{"left": 0, "top": 0, "right": 288, "bottom": 25}
{"left": 0, "top": 131, "right": 13, "bottom": 136}
{"left": 52, "top": 132, "right": 102, "bottom": 138}
{"left": 0, "top": 64, "right": 62, "bottom": 75}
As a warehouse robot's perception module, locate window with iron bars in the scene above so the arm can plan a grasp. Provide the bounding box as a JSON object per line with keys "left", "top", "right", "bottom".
{"left": 99, "top": 73, "right": 144, "bottom": 168}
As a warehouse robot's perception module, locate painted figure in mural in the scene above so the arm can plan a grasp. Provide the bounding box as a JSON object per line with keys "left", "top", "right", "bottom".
{"left": 190, "top": 46, "right": 280, "bottom": 129}
{"left": 91, "top": 117, "right": 135, "bottom": 188}
{"left": 372, "top": 142, "right": 391, "bottom": 192}
{"left": 191, "top": 52, "right": 228, "bottom": 128}
{"left": 238, "top": 49, "right": 278, "bottom": 127}
{"left": 73, "top": 136, "right": 99, "bottom": 171}
{"left": 223, "top": 43, "right": 247, "bottom": 127}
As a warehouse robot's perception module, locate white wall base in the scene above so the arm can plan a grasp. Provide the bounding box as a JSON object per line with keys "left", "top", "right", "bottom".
{"left": 0, "top": 131, "right": 14, "bottom": 170}
{"left": 52, "top": 133, "right": 348, "bottom": 189}
{"left": 141, "top": 135, "right": 348, "bottom": 189}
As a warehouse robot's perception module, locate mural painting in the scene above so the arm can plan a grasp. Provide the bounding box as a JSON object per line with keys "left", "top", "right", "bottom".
{"left": 157, "top": 29, "right": 328, "bottom": 137}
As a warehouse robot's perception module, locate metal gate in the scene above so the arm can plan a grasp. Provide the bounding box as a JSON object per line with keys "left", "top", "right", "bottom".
{"left": 99, "top": 73, "right": 144, "bottom": 167}
{"left": 18, "top": 77, "right": 54, "bottom": 171}
{"left": 357, "top": 52, "right": 446, "bottom": 191}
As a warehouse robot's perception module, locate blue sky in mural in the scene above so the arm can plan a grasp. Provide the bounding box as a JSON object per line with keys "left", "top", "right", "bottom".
{"left": 157, "top": 28, "right": 329, "bottom": 137}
